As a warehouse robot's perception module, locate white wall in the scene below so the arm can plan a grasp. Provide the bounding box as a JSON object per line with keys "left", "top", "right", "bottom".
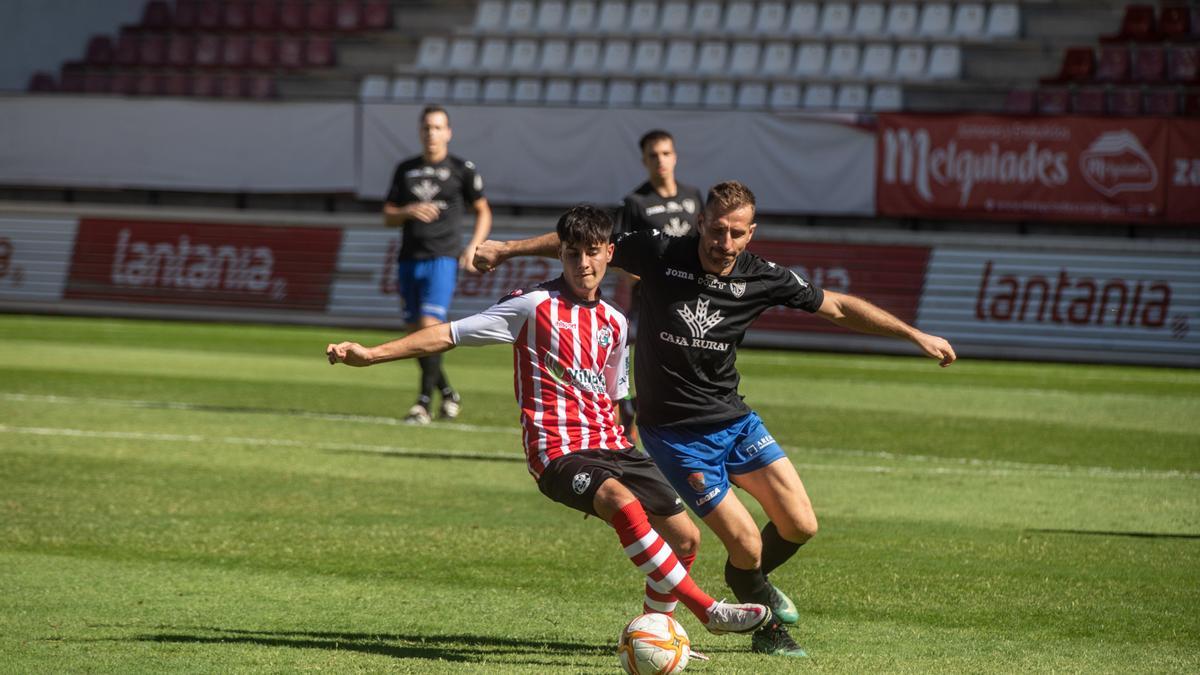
{"left": 0, "top": 0, "right": 146, "bottom": 91}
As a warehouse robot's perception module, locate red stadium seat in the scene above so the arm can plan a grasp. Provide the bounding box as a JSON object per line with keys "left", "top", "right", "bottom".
{"left": 280, "top": 1, "right": 307, "bottom": 32}
{"left": 27, "top": 71, "right": 57, "bottom": 92}
{"left": 1134, "top": 45, "right": 1166, "bottom": 83}
{"left": 363, "top": 0, "right": 392, "bottom": 30}
{"left": 1169, "top": 46, "right": 1199, "bottom": 84}
{"left": 1184, "top": 90, "right": 1200, "bottom": 115}
{"left": 1042, "top": 47, "right": 1094, "bottom": 84}
{"left": 110, "top": 71, "right": 139, "bottom": 96}
{"left": 59, "top": 63, "right": 86, "bottom": 92}
{"left": 196, "top": 0, "right": 224, "bottom": 31}
{"left": 163, "top": 72, "right": 193, "bottom": 96}
{"left": 1101, "top": 4, "right": 1158, "bottom": 43}
{"left": 223, "top": 0, "right": 252, "bottom": 31}
{"left": 305, "top": 35, "right": 336, "bottom": 67}
{"left": 1072, "top": 87, "right": 1106, "bottom": 115}
{"left": 136, "top": 72, "right": 168, "bottom": 96}
{"left": 1095, "top": 45, "right": 1131, "bottom": 83}
{"left": 173, "top": 1, "right": 198, "bottom": 30}
{"left": 85, "top": 36, "right": 115, "bottom": 67}
{"left": 1159, "top": 5, "right": 1191, "bottom": 41}
{"left": 191, "top": 72, "right": 219, "bottom": 96}
{"left": 139, "top": 33, "right": 168, "bottom": 67}
{"left": 1143, "top": 88, "right": 1179, "bottom": 115}
{"left": 83, "top": 71, "right": 112, "bottom": 94}
{"left": 115, "top": 31, "right": 140, "bottom": 67}
{"left": 217, "top": 73, "right": 247, "bottom": 97}
{"left": 194, "top": 33, "right": 223, "bottom": 67}
{"left": 308, "top": 1, "right": 337, "bottom": 32}
{"left": 246, "top": 74, "right": 278, "bottom": 98}
{"left": 251, "top": 0, "right": 279, "bottom": 30}
{"left": 249, "top": 35, "right": 279, "bottom": 68}
{"left": 1036, "top": 87, "right": 1070, "bottom": 114}
{"left": 222, "top": 34, "right": 251, "bottom": 67}
{"left": 278, "top": 36, "right": 304, "bottom": 68}
{"left": 142, "top": 1, "right": 173, "bottom": 30}
{"left": 167, "top": 34, "right": 196, "bottom": 67}
{"left": 336, "top": 0, "right": 363, "bottom": 32}
{"left": 1107, "top": 87, "right": 1142, "bottom": 115}
{"left": 1003, "top": 88, "right": 1036, "bottom": 114}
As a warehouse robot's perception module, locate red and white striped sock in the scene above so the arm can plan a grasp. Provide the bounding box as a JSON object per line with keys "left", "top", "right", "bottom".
{"left": 643, "top": 551, "right": 695, "bottom": 616}
{"left": 611, "top": 501, "right": 715, "bottom": 623}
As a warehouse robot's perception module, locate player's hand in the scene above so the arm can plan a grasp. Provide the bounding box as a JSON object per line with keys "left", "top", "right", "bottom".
{"left": 459, "top": 244, "right": 480, "bottom": 273}
{"left": 473, "top": 239, "right": 506, "bottom": 273}
{"left": 406, "top": 202, "right": 441, "bottom": 223}
{"left": 326, "top": 342, "right": 375, "bottom": 367}
{"left": 913, "top": 333, "right": 957, "bottom": 367}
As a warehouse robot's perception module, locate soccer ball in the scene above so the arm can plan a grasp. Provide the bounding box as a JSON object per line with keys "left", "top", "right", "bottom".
{"left": 617, "top": 613, "right": 690, "bottom": 675}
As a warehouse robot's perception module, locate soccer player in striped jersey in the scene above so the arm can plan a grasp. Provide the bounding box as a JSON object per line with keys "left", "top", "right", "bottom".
{"left": 326, "top": 205, "right": 770, "bottom": 639}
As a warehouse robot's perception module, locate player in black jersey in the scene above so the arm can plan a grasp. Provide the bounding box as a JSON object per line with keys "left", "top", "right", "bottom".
{"left": 473, "top": 181, "right": 956, "bottom": 658}
{"left": 613, "top": 130, "right": 706, "bottom": 444}
{"left": 384, "top": 105, "right": 492, "bottom": 425}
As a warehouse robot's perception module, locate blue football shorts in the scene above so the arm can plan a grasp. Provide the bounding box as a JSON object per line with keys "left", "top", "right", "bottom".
{"left": 397, "top": 256, "right": 458, "bottom": 324}
{"left": 639, "top": 412, "right": 787, "bottom": 517}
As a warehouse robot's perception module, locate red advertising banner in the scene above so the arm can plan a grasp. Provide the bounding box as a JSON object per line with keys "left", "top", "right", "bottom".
{"left": 749, "top": 240, "right": 931, "bottom": 334}
{"left": 1167, "top": 120, "right": 1200, "bottom": 224}
{"left": 877, "top": 114, "right": 1170, "bottom": 223}
{"left": 66, "top": 219, "right": 341, "bottom": 310}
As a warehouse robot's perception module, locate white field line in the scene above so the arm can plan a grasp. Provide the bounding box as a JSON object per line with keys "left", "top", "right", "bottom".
{"left": 1, "top": 422, "right": 1196, "bottom": 481}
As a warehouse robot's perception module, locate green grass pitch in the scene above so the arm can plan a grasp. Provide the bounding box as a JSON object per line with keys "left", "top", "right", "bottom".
{"left": 1, "top": 314, "right": 1197, "bottom": 673}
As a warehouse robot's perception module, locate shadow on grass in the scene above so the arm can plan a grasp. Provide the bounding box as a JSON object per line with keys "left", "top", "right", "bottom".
{"left": 1026, "top": 528, "right": 1200, "bottom": 540}
{"left": 95, "top": 625, "right": 612, "bottom": 668}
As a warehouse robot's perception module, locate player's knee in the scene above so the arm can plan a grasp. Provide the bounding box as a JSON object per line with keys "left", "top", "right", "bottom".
{"left": 671, "top": 527, "right": 700, "bottom": 558}
{"left": 777, "top": 513, "right": 818, "bottom": 543}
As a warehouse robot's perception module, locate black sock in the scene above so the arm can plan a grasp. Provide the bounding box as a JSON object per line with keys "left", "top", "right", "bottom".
{"left": 761, "top": 521, "right": 805, "bottom": 577}
{"left": 441, "top": 386, "right": 458, "bottom": 402}
{"left": 418, "top": 355, "right": 440, "bottom": 399}
{"left": 725, "top": 559, "right": 774, "bottom": 607}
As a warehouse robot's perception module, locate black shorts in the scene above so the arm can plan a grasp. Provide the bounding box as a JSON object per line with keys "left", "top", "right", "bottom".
{"left": 537, "top": 448, "right": 685, "bottom": 518}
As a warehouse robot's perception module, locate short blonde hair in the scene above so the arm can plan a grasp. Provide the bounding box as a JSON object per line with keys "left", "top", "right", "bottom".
{"left": 705, "top": 181, "right": 756, "bottom": 219}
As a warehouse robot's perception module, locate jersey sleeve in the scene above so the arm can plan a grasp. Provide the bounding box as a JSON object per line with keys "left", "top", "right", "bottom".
{"left": 603, "top": 316, "right": 631, "bottom": 402}
{"left": 450, "top": 292, "right": 532, "bottom": 346}
{"left": 610, "top": 229, "right": 666, "bottom": 278}
{"left": 766, "top": 262, "right": 825, "bottom": 312}
{"left": 461, "top": 160, "right": 485, "bottom": 202}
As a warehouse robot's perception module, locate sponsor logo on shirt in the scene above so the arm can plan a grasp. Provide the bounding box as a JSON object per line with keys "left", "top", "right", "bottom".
{"left": 662, "top": 217, "right": 690, "bottom": 237}
{"left": 555, "top": 319, "right": 577, "bottom": 331}
{"left": 696, "top": 486, "right": 722, "bottom": 506}
{"left": 543, "top": 354, "right": 608, "bottom": 394}
{"left": 665, "top": 268, "right": 694, "bottom": 281}
{"left": 677, "top": 298, "right": 724, "bottom": 339}
{"left": 411, "top": 179, "right": 442, "bottom": 203}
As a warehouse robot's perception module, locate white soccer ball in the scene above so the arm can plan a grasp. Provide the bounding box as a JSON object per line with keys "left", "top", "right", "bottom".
{"left": 617, "top": 612, "right": 690, "bottom": 675}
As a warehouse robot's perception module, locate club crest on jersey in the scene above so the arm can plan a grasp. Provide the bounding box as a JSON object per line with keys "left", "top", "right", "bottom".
{"left": 597, "top": 326, "right": 612, "bottom": 348}
{"left": 687, "top": 472, "right": 706, "bottom": 491}
{"left": 682, "top": 198, "right": 696, "bottom": 214}
{"left": 730, "top": 280, "right": 746, "bottom": 298}
{"left": 436, "top": 167, "right": 451, "bottom": 181}
{"left": 572, "top": 472, "right": 592, "bottom": 494}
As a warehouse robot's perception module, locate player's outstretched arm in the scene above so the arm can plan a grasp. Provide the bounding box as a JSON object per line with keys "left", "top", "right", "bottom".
{"left": 327, "top": 324, "right": 455, "bottom": 367}
{"left": 815, "top": 290, "right": 957, "bottom": 367}
{"left": 473, "top": 232, "right": 560, "bottom": 272}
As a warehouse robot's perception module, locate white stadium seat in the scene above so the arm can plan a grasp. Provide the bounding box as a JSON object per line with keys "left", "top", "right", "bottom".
{"left": 629, "top": 0, "right": 657, "bottom": 32}
{"left": 760, "top": 42, "right": 794, "bottom": 76}
{"left": 691, "top": 1, "right": 721, "bottom": 33}
{"left": 506, "top": 0, "right": 535, "bottom": 31}
{"left": 870, "top": 84, "right": 903, "bottom": 111}
{"left": 664, "top": 40, "right": 696, "bottom": 73}
{"left": 928, "top": 44, "right": 961, "bottom": 79}
{"left": 607, "top": 78, "right": 637, "bottom": 106}
{"left": 513, "top": 77, "right": 542, "bottom": 103}
{"left": 576, "top": 78, "right": 605, "bottom": 104}
{"left": 479, "top": 38, "right": 509, "bottom": 72}
{"left": 539, "top": 39, "right": 569, "bottom": 71}
{"left": 660, "top": 1, "right": 689, "bottom": 33}
{"left": 544, "top": 77, "right": 573, "bottom": 103}
{"left": 416, "top": 37, "right": 447, "bottom": 70}
{"left": 447, "top": 38, "right": 477, "bottom": 71}
{"left": 570, "top": 39, "right": 601, "bottom": 72}
{"left": 632, "top": 40, "right": 664, "bottom": 72}
{"left": 794, "top": 43, "right": 827, "bottom": 78}
{"left": 601, "top": 39, "right": 632, "bottom": 72}
{"left": 737, "top": 82, "right": 768, "bottom": 108}
{"left": 852, "top": 3, "right": 885, "bottom": 37}
{"left": 885, "top": 4, "right": 918, "bottom": 37}
{"left": 724, "top": 2, "right": 755, "bottom": 33}
{"left": 729, "top": 42, "right": 761, "bottom": 75}
{"left": 509, "top": 39, "right": 538, "bottom": 72}
{"left": 826, "top": 43, "right": 860, "bottom": 78}
{"left": 769, "top": 82, "right": 801, "bottom": 108}
{"left": 696, "top": 41, "right": 728, "bottom": 74}
{"left": 566, "top": 0, "right": 597, "bottom": 32}
{"left": 421, "top": 76, "right": 449, "bottom": 100}
{"left": 755, "top": 2, "right": 786, "bottom": 35}
{"left": 359, "top": 75, "right": 389, "bottom": 100}
{"left": 671, "top": 81, "right": 702, "bottom": 107}
{"left": 704, "top": 81, "right": 734, "bottom": 107}
{"left": 450, "top": 77, "right": 480, "bottom": 102}
{"left": 835, "top": 83, "right": 868, "bottom": 110}
{"left": 819, "top": 2, "right": 852, "bottom": 36}
{"left": 918, "top": 3, "right": 952, "bottom": 37}
{"left": 390, "top": 76, "right": 418, "bottom": 101}
{"left": 596, "top": 0, "right": 627, "bottom": 32}
{"left": 803, "top": 83, "right": 835, "bottom": 109}
{"left": 860, "top": 44, "right": 894, "bottom": 79}
{"left": 474, "top": 0, "right": 505, "bottom": 31}
{"left": 536, "top": 1, "right": 566, "bottom": 32}
{"left": 893, "top": 44, "right": 927, "bottom": 79}
{"left": 639, "top": 80, "right": 669, "bottom": 106}
{"left": 787, "top": 3, "right": 819, "bottom": 35}
{"left": 986, "top": 4, "right": 1020, "bottom": 39}
{"left": 482, "top": 77, "right": 512, "bottom": 102}
{"left": 952, "top": 4, "right": 986, "bottom": 38}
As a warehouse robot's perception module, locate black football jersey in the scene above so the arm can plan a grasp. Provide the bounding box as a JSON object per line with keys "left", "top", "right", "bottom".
{"left": 612, "top": 229, "right": 825, "bottom": 427}
{"left": 616, "top": 182, "right": 705, "bottom": 238}
{"left": 385, "top": 154, "right": 485, "bottom": 260}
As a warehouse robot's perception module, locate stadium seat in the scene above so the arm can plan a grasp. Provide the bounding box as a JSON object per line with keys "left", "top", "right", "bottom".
{"left": 596, "top": 1, "right": 627, "bottom": 32}
{"left": 1036, "top": 87, "right": 1070, "bottom": 114}
{"left": 566, "top": 1, "right": 597, "bottom": 32}
{"left": 194, "top": 34, "right": 222, "bottom": 68}
{"left": 569, "top": 39, "right": 600, "bottom": 72}
{"left": 918, "top": 3, "right": 952, "bottom": 37}
{"left": 451, "top": 77, "right": 482, "bottom": 102}
{"left": 246, "top": 35, "right": 275, "bottom": 68}
{"left": 639, "top": 80, "right": 669, "bottom": 106}
{"left": 167, "top": 34, "right": 196, "bottom": 68}
{"left": 139, "top": 34, "right": 168, "bottom": 68}
{"left": 308, "top": 0, "right": 338, "bottom": 31}
{"left": 607, "top": 79, "right": 637, "bottom": 106}
{"left": 725, "top": 2, "right": 755, "bottom": 33}
{"left": 246, "top": 74, "right": 277, "bottom": 99}
{"left": 279, "top": 0, "right": 307, "bottom": 32}
{"left": 660, "top": 1, "right": 689, "bottom": 33}
{"left": 819, "top": 3, "right": 852, "bottom": 36}
{"left": 139, "top": 72, "right": 169, "bottom": 97}
{"left": 514, "top": 77, "right": 542, "bottom": 103}
{"left": 391, "top": 75, "right": 419, "bottom": 100}
{"left": 336, "top": 0, "right": 364, "bottom": 32}
{"left": 196, "top": 0, "right": 224, "bottom": 31}
{"left": 1042, "top": 47, "right": 1095, "bottom": 84}
{"left": 576, "top": 78, "right": 605, "bottom": 104}
{"left": 629, "top": 1, "right": 657, "bottom": 33}
{"left": 704, "top": 81, "right": 734, "bottom": 107}
{"left": 224, "top": 1, "right": 252, "bottom": 31}
{"left": 474, "top": 0, "right": 505, "bottom": 31}
{"left": 85, "top": 36, "right": 115, "bottom": 67}
{"left": 482, "top": 76, "right": 512, "bottom": 102}
{"left": 1143, "top": 88, "right": 1178, "bottom": 115}
{"left": 928, "top": 45, "right": 962, "bottom": 80}
{"left": 58, "top": 63, "right": 85, "bottom": 93}
{"left": 827, "top": 43, "right": 860, "bottom": 78}
{"left": 1096, "top": 45, "right": 1132, "bottom": 83}
{"left": 217, "top": 73, "right": 246, "bottom": 98}
{"left": 1134, "top": 45, "right": 1166, "bottom": 83}
{"left": 479, "top": 38, "right": 509, "bottom": 72}
{"left": 860, "top": 44, "right": 893, "bottom": 79}
{"left": 870, "top": 84, "right": 903, "bottom": 111}
{"left": 110, "top": 71, "right": 138, "bottom": 96}
{"left": 27, "top": 71, "right": 56, "bottom": 92}
{"left": 222, "top": 35, "right": 251, "bottom": 68}
{"left": 769, "top": 82, "right": 801, "bottom": 108}
{"left": 736, "top": 82, "right": 768, "bottom": 108}
{"left": 1108, "top": 87, "right": 1142, "bottom": 115}
{"left": 191, "top": 72, "right": 218, "bottom": 97}
{"left": 416, "top": 37, "right": 448, "bottom": 70}
{"left": 1169, "top": 46, "right": 1199, "bottom": 84}
{"left": 507, "top": 1, "right": 536, "bottom": 32}
{"left": 422, "top": 76, "right": 450, "bottom": 100}
{"left": 305, "top": 36, "right": 335, "bottom": 67}
{"left": 509, "top": 39, "right": 539, "bottom": 71}
{"left": 1003, "top": 88, "right": 1036, "bottom": 114}
{"left": 729, "top": 42, "right": 760, "bottom": 75}
{"left": 632, "top": 40, "right": 664, "bottom": 72}
{"left": 115, "top": 32, "right": 139, "bottom": 67}
{"left": 893, "top": 44, "right": 927, "bottom": 79}
{"left": 886, "top": 3, "right": 919, "bottom": 37}
{"left": 755, "top": 2, "right": 786, "bottom": 35}
{"left": 787, "top": 3, "right": 819, "bottom": 35}
{"left": 760, "top": 42, "right": 794, "bottom": 76}
{"left": 84, "top": 70, "right": 113, "bottom": 94}
{"left": 1184, "top": 90, "right": 1200, "bottom": 116}
{"left": 278, "top": 36, "right": 304, "bottom": 68}
{"left": 359, "top": 74, "right": 390, "bottom": 100}
{"left": 803, "top": 83, "right": 835, "bottom": 109}
{"left": 985, "top": 3, "right": 1020, "bottom": 39}
{"left": 795, "top": 43, "right": 827, "bottom": 78}
{"left": 362, "top": 0, "right": 392, "bottom": 30}
{"left": 952, "top": 4, "right": 986, "bottom": 39}
{"left": 664, "top": 41, "right": 696, "bottom": 73}
{"left": 536, "top": 0, "right": 566, "bottom": 32}
{"left": 544, "top": 77, "right": 573, "bottom": 103}
{"left": 163, "top": 72, "right": 192, "bottom": 96}
{"left": 251, "top": 0, "right": 279, "bottom": 31}
{"left": 141, "top": 1, "right": 173, "bottom": 30}
{"left": 1072, "top": 87, "right": 1106, "bottom": 115}
{"left": 539, "top": 39, "right": 570, "bottom": 71}
{"left": 601, "top": 39, "right": 632, "bottom": 72}
{"left": 1102, "top": 5, "right": 1158, "bottom": 43}
{"left": 1160, "top": 5, "right": 1191, "bottom": 41}
{"left": 852, "top": 3, "right": 885, "bottom": 37}
{"left": 696, "top": 41, "right": 728, "bottom": 74}
{"left": 671, "top": 81, "right": 702, "bottom": 107}
{"left": 173, "top": 0, "right": 198, "bottom": 31}
{"left": 836, "top": 84, "right": 868, "bottom": 110}
{"left": 446, "top": 38, "right": 477, "bottom": 71}
{"left": 691, "top": 1, "right": 721, "bottom": 33}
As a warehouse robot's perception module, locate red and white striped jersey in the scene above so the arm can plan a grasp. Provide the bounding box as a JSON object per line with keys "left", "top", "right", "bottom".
{"left": 449, "top": 277, "right": 631, "bottom": 478}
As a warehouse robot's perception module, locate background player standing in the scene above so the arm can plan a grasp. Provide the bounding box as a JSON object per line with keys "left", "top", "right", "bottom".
{"left": 383, "top": 105, "right": 492, "bottom": 425}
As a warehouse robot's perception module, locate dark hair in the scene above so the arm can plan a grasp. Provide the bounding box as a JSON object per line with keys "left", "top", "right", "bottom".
{"left": 638, "top": 129, "right": 675, "bottom": 154}
{"left": 706, "top": 180, "right": 756, "bottom": 219}
{"left": 421, "top": 105, "right": 450, "bottom": 125}
{"left": 556, "top": 205, "right": 613, "bottom": 247}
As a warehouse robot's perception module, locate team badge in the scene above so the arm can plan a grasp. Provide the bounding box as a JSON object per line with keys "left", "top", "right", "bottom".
{"left": 436, "top": 167, "right": 451, "bottom": 181}
{"left": 682, "top": 198, "right": 696, "bottom": 214}
{"left": 730, "top": 280, "right": 746, "bottom": 298}
{"left": 597, "top": 326, "right": 612, "bottom": 348}
{"left": 687, "top": 472, "right": 706, "bottom": 491}
{"left": 572, "top": 472, "right": 592, "bottom": 494}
